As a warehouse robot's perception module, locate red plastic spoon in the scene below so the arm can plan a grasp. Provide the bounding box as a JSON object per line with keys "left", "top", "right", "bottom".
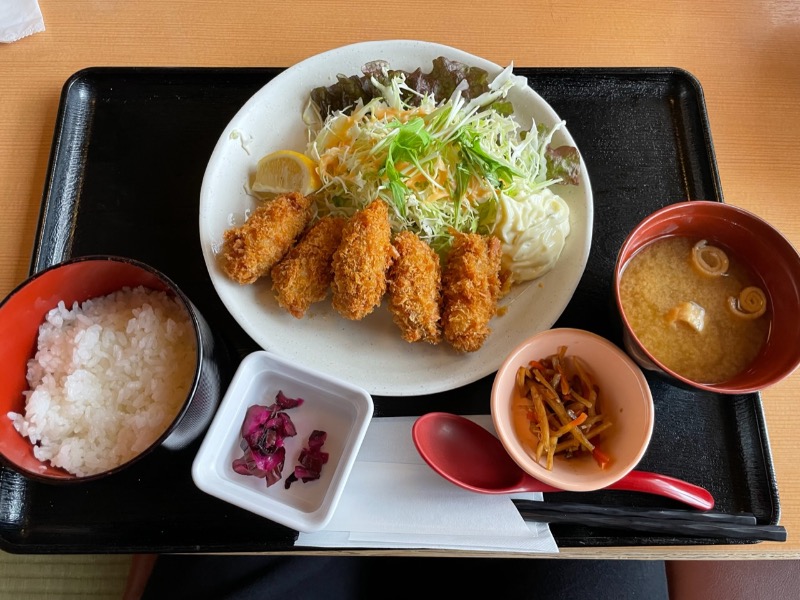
{"left": 411, "top": 412, "right": 714, "bottom": 511}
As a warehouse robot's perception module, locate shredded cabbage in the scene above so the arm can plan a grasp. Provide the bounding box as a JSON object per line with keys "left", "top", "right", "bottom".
{"left": 304, "top": 62, "right": 576, "bottom": 282}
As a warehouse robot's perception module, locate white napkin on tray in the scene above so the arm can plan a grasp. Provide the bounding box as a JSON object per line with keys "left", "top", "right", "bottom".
{"left": 0, "top": 0, "right": 45, "bottom": 43}
{"left": 295, "top": 415, "right": 559, "bottom": 553}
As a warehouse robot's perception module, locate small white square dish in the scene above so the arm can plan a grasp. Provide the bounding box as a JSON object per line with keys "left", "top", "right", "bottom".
{"left": 191, "top": 350, "right": 373, "bottom": 532}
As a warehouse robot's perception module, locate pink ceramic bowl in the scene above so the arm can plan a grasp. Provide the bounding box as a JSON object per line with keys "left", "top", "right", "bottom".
{"left": 614, "top": 201, "right": 800, "bottom": 394}
{"left": 0, "top": 256, "right": 224, "bottom": 483}
{"left": 491, "top": 328, "right": 654, "bottom": 492}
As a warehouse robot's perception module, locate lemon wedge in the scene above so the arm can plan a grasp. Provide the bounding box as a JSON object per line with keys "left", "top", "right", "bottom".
{"left": 251, "top": 149, "right": 321, "bottom": 196}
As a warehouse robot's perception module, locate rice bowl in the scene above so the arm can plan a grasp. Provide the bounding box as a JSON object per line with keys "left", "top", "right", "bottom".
{"left": 0, "top": 255, "right": 224, "bottom": 483}
{"left": 8, "top": 286, "right": 196, "bottom": 477}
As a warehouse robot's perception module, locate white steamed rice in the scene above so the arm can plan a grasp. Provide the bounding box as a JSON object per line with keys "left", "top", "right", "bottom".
{"left": 8, "top": 285, "right": 196, "bottom": 477}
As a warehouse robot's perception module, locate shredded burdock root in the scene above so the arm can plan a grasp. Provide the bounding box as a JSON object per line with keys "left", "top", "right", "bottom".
{"left": 512, "top": 345, "right": 612, "bottom": 471}
{"left": 728, "top": 286, "right": 767, "bottom": 319}
{"left": 691, "top": 239, "right": 730, "bottom": 277}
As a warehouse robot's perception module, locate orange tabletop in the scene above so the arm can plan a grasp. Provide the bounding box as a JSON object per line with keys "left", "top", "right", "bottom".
{"left": 1, "top": 1, "right": 798, "bottom": 559}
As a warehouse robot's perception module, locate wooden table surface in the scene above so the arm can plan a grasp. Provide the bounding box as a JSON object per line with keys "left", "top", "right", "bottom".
{"left": 1, "top": 1, "right": 798, "bottom": 559}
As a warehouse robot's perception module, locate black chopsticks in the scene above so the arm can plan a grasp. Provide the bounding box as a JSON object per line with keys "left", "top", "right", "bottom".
{"left": 513, "top": 500, "right": 787, "bottom": 542}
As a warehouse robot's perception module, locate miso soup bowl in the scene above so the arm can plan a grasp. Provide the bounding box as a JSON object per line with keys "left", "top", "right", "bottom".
{"left": 613, "top": 200, "right": 800, "bottom": 394}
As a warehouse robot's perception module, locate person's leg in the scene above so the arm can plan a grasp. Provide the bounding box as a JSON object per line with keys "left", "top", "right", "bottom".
{"left": 358, "top": 557, "right": 669, "bottom": 599}
{"left": 142, "top": 554, "right": 365, "bottom": 600}
{"left": 142, "top": 555, "right": 669, "bottom": 600}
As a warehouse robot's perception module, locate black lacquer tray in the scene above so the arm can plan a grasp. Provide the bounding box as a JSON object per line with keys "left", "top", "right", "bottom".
{"left": 0, "top": 67, "right": 780, "bottom": 553}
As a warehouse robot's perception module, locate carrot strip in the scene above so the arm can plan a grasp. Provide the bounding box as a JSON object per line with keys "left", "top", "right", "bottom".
{"left": 552, "top": 412, "right": 587, "bottom": 437}
{"left": 592, "top": 446, "right": 611, "bottom": 469}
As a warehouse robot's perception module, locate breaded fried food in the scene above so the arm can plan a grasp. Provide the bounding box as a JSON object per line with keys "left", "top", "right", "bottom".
{"left": 441, "top": 232, "right": 502, "bottom": 352}
{"left": 387, "top": 231, "right": 442, "bottom": 344}
{"left": 331, "top": 199, "right": 396, "bottom": 320}
{"left": 271, "top": 215, "right": 347, "bottom": 318}
{"left": 220, "top": 192, "right": 314, "bottom": 284}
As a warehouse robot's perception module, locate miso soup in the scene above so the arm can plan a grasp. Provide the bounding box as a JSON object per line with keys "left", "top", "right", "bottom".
{"left": 619, "top": 236, "right": 769, "bottom": 383}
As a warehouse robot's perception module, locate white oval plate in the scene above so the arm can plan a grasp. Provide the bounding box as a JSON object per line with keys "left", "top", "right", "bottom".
{"left": 199, "top": 40, "right": 593, "bottom": 397}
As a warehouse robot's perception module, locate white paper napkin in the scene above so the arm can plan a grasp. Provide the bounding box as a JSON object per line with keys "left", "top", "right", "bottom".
{"left": 0, "top": 0, "right": 44, "bottom": 43}
{"left": 296, "top": 415, "right": 559, "bottom": 553}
